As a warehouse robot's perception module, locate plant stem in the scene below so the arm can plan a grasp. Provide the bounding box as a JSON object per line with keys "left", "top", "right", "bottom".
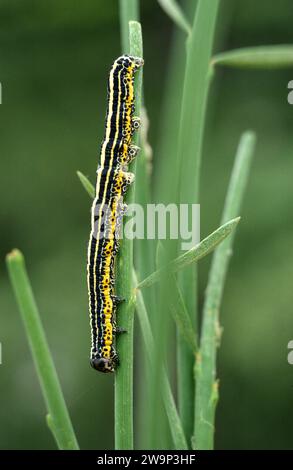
{"left": 193, "top": 131, "right": 256, "bottom": 450}
{"left": 77, "top": 171, "right": 95, "bottom": 198}
{"left": 114, "top": 20, "right": 143, "bottom": 450}
{"left": 168, "top": 275, "right": 197, "bottom": 353}
{"left": 119, "top": 0, "right": 139, "bottom": 53}
{"left": 119, "top": 11, "right": 158, "bottom": 447}
{"left": 6, "top": 250, "right": 79, "bottom": 450}
{"left": 133, "top": 270, "right": 188, "bottom": 450}
{"left": 176, "top": 0, "right": 219, "bottom": 443}
{"left": 157, "top": 0, "right": 192, "bottom": 35}
{"left": 212, "top": 45, "right": 293, "bottom": 69}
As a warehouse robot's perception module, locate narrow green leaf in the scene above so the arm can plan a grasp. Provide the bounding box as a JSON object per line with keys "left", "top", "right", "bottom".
{"left": 77, "top": 171, "right": 94, "bottom": 198}
{"left": 176, "top": 0, "right": 220, "bottom": 443}
{"left": 169, "top": 276, "right": 197, "bottom": 353}
{"left": 135, "top": 107, "right": 155, "bottom": 285}
{"left": 157, "top": 0, "right": 191, "bottom": 35}
{"left": 137, "top": 218, "right": 240, "bottom": 290}
{"left": 46, "top": 414, "right": 61, "bottom": 450}
{"left": 77, "top": 171, "right": 95, "bottom": 198}
{"left": 119, "top": 0, "right": 139, "bottom": 53}
{"left": 133, "top": 270, "right": 188, "bottom": 450}
{"left": 212, "top": 45, "right": 293, "bottom": 69}
{"left": 193, "top": 131, "right": 256, "bottom": 450}
{"left": 156, "top": 241, "right": 196, "bottom": 353}
{"left": 6, "top": 250, "right": 79, "bottom": 450}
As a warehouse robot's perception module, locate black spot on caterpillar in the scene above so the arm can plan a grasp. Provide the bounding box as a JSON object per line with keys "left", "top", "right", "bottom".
{"left": 87, "top": 55, "right": 143, "bottom": 373}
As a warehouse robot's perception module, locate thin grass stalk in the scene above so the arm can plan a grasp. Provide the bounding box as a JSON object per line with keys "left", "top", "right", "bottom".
{"left": 152, "top": 16, "right": 188, "bottom": 448}
{"left": 148, "top": 239, "right": 176, "bottom": 448}
{"left": 193, "top": 131, "right": 256, "bottom": 449}
{"left": 212, "top": 45, "right": 293, "bottom": 69}
{"left": 114, "top": 21, "right": 143, "bottom": 450}
{"left": 176, "top": 0, "right": 220, "bottom": 443}
{"left": 118, "top": 1, "right": 157, "bottom": 450}
{"left": 134, "top": 108, "right": 155, "bottom": 283}
{"left": 157, "top": 0, "right": 192, "bottom": 35}
{"left": 153, "top": 1, "right": 196, "bottom": 448}
{"left": 134, "top": 109, "right": 158, "bottom": 449}
{"left": 6, "top": 250, "right": 79, "bottom": 450}
{"left": 119, "top": 0, "right": 139, "bottom": 53}
{"left": 133, "top": 270, "right": 188, "bottom": 449}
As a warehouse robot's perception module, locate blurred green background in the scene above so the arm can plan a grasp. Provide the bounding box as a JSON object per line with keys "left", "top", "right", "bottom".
{"left": 1, "top": 0, "right": 293, "bottom": 450}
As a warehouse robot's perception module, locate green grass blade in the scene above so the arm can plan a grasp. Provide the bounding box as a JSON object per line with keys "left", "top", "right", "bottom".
{"left": 161, "top": 372, "right": 188, "bottom": 450}
{"left": 151, "top": 16, "right": 188, "bottom": 448}
{"left": 193, "top": 131, "right": 256, "bottom": 450}
{"left": 131, "top": 106, "right": 157, "bottom": 449}
{"left": 212, "top": 45, "right": 293, "bottom": 69}
{"left": 176, "top": 0, "right": 220, "bottom": 443}
{"left": 156, "top": 241, "right": 197, "bottom": 353}
{"left": 77, "top": 170, "right": 95, "bottom": 198}
{"left": 46, "top": 414, "right": 62, "bottom": 450}
{"left": 114, "top": 20, "right": 143, "bottom": 451}
{"left": 153, "top": 7, "right": 193, "bottom": 444}
{"left": 221, "top": 133, "right": 256, "bottom": 220}
{"left": 157, "top": 0, "right": 191, "bottom": 35}
{"left": 169, "top": 275, "right": 197, "bottom": 353}
{"left": 76, "top": 171, "right": 94, "bottom": 198}
{"left": 119, "top": 0, "right": 139, "bottom": 53}
{"left": 137, "top": 218, "right": 240, "bottom": 290}
{"left": 133, "top": 270, "right": 188, "bottom": 450}
{"left": 134, "top": 108, "right": 155, "bottom": 283}
{"left": 6, "top": 250, "right": 79, "bottom": 450}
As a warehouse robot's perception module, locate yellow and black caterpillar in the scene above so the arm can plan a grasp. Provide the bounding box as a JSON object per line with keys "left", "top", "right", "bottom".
{"left": 87, "top": 55, "right": 143, "bottom": 373}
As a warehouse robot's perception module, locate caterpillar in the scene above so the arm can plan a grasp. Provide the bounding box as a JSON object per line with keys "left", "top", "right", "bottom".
{"left": 87, "top": 55, "right": 143, "bottom": 373}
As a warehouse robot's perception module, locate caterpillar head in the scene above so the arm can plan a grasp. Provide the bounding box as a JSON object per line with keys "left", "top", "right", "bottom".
{"left": 131, "top": 55, "right": 144, "bottom": 70}
{"left": 129, "top": 56, "right": 144, "bottom": 71}
{"left": 90, "top": 355, "right": 115, "bottom": 373}
{"left": 116, "top": 55, "right": 144, "bottom": 71}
